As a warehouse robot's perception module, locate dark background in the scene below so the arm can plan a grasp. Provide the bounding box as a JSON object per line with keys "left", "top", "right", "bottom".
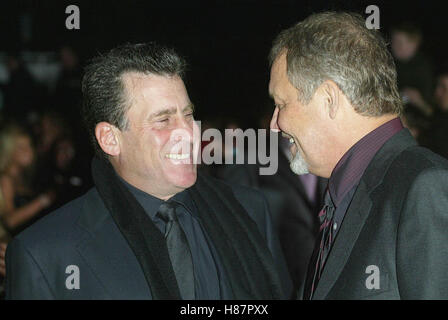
{"left": 1, "top": 0, "right": 447, "bottom": 127}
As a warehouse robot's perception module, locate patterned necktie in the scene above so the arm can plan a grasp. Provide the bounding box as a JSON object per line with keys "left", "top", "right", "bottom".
{"left": 157, "top": 201, "right": 195, "bottom": 300}
{"left": 306, "top": 190, "right": 335, "bottom": 299}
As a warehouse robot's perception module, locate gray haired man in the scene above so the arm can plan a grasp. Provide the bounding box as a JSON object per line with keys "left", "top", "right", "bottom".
{"left": 269, "top": 12, "right": 448, "bottom": 299}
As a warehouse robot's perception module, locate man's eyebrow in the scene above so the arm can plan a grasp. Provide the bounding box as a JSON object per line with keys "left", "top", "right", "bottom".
{"left": 149, "top": 103, "right": 195, "bottom": 119}
{"left": 149, "top": 108, "right": 177, "bottom": 119}
{"left": 183, "top": 103, "right": 195, "bottom": 112}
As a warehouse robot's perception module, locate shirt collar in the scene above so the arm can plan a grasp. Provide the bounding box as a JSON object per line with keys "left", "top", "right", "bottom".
{"left": 328, "top": 117, "right": 404, "bottom": 206}
{"left": 118, "top": 175, "right": 195, "bottom": 219}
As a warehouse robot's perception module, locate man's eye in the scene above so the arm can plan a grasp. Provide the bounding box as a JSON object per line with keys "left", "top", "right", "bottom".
{"left": 158, "top": 118, "right": 169, "bottom": 123}
{"left": 185, "top": 113, "right": 194, "bottom": 118}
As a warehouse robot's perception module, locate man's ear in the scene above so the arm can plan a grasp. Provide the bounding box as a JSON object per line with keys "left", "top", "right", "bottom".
{"left": 95, "top": 122, "right": 121, "bottom": 156}
{"left": 322, "top": 80, "right": 340, "bottom": 119}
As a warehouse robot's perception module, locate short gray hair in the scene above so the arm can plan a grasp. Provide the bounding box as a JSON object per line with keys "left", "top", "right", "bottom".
{"left": 270, "top": 11, "right": 402, "bottom": 116}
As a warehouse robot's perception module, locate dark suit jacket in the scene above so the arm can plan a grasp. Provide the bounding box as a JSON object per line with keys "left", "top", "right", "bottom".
{"left": 310, "top": 129, "right": 448, "bottom": 300}
{"left": 5, "top": 180, "right": 291, "bottom": 299}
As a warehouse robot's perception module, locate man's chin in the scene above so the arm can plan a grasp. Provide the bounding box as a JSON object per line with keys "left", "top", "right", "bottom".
{"left": 290, "top": 153, "right": 309, "bottom": 175}
{"left": 167, "top": 168, "right": 198, "bottom": 190}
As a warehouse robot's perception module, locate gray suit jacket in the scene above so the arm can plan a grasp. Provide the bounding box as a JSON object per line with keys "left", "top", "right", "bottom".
{"left": 311, "top": 129, "right": 448, "bottom": 299}
{"left": 5, "top": 180, "right": 291, "bottom": 299}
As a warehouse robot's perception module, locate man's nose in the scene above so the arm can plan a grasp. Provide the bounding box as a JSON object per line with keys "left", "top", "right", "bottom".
{"left": 270, "top": 107, "right": 280, "bottom": 132}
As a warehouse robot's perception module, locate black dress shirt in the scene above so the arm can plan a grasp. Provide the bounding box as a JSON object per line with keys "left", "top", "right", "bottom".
{"left": 120, "top": 178, "right": 231, "bottom": 299}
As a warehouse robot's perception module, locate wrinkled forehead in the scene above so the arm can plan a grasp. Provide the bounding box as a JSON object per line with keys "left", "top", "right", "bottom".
{"left": 121, "top": 72, "right": 179, "bottom": 97}
{"left": 121, "top": 72, "right": 187, "bottom": 111}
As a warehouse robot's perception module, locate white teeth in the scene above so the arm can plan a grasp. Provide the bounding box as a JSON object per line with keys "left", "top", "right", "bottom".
{"left": 289, "top": 138, "right": 295, "bottom": 144}
{"left": 165, "top": 154, "right": 190, "bottom": 160}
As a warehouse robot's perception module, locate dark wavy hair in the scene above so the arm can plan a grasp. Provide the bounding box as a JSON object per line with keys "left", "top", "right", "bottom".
{"left": 81, "top": 42, "right": 187, "bottom": 157}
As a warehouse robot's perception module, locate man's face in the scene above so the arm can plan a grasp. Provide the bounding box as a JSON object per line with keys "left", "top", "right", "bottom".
{"left": 116, "top": 73, "right": 198, "bottom": 199}
{"left": 391, "top": 32, "right": 419, "bottom": 62}
{"left": 435, "top": 75, "right": 448, "bottom": 111}
{"left": 269, "top": 54, "right": 331, "bottom": 177}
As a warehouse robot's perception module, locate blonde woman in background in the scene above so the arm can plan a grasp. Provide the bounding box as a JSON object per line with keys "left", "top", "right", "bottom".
{"left": 0, "top": 124, "right": 54, "bottom": 238}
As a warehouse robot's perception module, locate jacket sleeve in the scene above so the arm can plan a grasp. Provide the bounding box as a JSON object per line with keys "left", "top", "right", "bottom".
{"left": 396, "top": 167, "right": 448, "bottom": 299}
{"left": 259, "top": 193, "right": 294, "bottom": 299}
{"left": 5, "top": 237, "right": 54, "bottom": 299}
{"left": 233, "top": 186, "right": 294, "bottom": 299}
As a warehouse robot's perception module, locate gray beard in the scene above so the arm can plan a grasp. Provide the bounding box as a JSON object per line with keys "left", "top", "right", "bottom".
{"left": 290, "top": 151, "right": 309, "bottom": 175}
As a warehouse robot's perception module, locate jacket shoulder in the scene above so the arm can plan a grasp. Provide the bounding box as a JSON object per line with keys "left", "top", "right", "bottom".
{"left": 13, "top": 188, "right": 95, "bottom": 251}
{"left": 201, "top": 174, "right": 267, "bottom": 210}
{"left": 370, "top": 145, "right": 448, "bottom": 210}
{"left": 388, "top": 145, "right": 448, "bottom": 180}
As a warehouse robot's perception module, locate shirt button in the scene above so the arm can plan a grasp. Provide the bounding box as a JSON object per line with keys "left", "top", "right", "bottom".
{"left": 333, "top": 222, "right": 338, "bottom": 231}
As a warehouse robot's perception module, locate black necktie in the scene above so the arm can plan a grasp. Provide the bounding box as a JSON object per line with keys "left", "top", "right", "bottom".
{"left": 157, "top": 201, "right": 195, "bottom": 300}
{"left": 305, "top": 190, "right": 335, "bottom": 300}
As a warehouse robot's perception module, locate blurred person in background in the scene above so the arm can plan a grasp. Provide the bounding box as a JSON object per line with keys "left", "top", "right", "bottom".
{"left": 54, "top": 46, "right": 82, "bottom": 102}
{"left": 391, "top": 23, "right": 434, "bottom": 117}
{"left": 37, "top": 134, "right": 92, "bottom": 212}
{"left": 52, "top": 46, "right": 83, "bottom": 135}
{"left": 35, "top": 111, "right": 66, "bottom": 156}
{"left": 33, "top": 111, "right": 92, "bottom": 212}
{"left": 0, "top": 124, "right": 54, "bottom": 237}
{"left": 197, "top": 116, "right": 224, "bottom": 177}
{"left": 0, "top": 54, "right": 41, "bottom": 124}
{"left": 419, "top": 68, "right": 448, "bottom": 159}
{"left": 401, "top": 103, "right": 430, "bottom": 141}
{"left": 434, "top": 69, "right": 448, "bottom": 111}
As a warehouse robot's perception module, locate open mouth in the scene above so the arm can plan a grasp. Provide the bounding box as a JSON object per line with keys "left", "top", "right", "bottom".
{"left": 282, "top": 132, "right": 295, "bottom": 145}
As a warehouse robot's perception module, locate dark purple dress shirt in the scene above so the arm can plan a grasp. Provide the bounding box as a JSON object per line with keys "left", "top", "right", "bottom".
{"left": 327, "top": 117, "right": 404, "bottom": 238}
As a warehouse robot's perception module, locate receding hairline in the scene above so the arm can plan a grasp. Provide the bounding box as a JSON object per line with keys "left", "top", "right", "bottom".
{"left": 120, "top": 71, "right": 183, "bottom": 90}
{"left": 119, "top": 71, "right": 193, "bottom": 121}
{"left": 120, "top": 71, "right": 185, "bottom": 111}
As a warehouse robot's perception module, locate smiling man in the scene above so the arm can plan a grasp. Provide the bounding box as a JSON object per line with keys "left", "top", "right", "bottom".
{"left": 269, "top": 12, "right": 448, "bottom": 299}
{"left": 4, "top": 43, "right": 291, "bottom": 299}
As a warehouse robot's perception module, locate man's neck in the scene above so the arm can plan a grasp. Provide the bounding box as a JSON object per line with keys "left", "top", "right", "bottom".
{"left": 122, "top": 177, "right": 179, "bottom": 201}
{"left": 329, "top": 114, "right": 399, "bottom": 176}
{"left": 111, "top": 163, "right": 180, "bottom": 201}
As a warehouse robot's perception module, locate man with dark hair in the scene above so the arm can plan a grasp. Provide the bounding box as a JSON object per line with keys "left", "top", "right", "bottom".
{"left": 5, "top": 43, "right": 291, "bottom": 299}
{"left": 269, "top": 12, "right": 448, "bottom": 299}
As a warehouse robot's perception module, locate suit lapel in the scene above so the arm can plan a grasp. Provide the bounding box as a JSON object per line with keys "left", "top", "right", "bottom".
{"left": 75, "top": 188, "right": 151, "bottom": 299}
{"left": 312, "top": 129, "right": 417, "bottom": 299}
